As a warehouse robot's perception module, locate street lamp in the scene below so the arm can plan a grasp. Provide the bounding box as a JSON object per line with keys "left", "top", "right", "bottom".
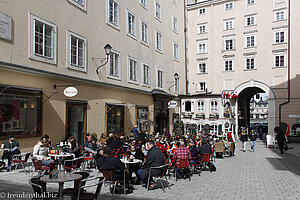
{"left": 95, "top": 44, "right": 112, "bottom": 74}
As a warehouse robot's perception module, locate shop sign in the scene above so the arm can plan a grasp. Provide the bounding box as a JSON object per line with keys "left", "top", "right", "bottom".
{"left": 168, "top": 100, "right": 177, "bottom": 108}
{"left": 0, "top": 11, "right": 12, "bottom": 41}
{"left": 64, "top": 87, "right": 78, "bottom": 97}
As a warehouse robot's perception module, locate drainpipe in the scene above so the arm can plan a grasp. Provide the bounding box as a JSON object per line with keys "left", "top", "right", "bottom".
{"left": 184, "top": 0, "right": 188, "bottom": 96}
{"left": 278, "top": 0, "right": 291, "bottom": 127}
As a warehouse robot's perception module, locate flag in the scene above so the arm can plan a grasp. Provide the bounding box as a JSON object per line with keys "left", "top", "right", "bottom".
{"left": 285, "top": 125, "right": 290, "bottom": 139}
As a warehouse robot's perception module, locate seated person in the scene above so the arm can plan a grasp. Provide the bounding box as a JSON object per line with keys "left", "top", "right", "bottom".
{"left": 66, "top": 137, "right": 81, "bottom": 158}
{"left": 189, "top": 140, "right": 199, "bottom": 164}
{"left": 126, "top": 144, "right": 144, "bottom": 184}
{"left": 2, "top": 134, "right": 21, "bottom": 171}
{"left": 138, "top": 140, "right": 165, "bottom": 189}
{"left": 174, "top": 142, "right": 191, "bottom": 178}
{"left": 96, "top": 147, "right": 126, "bottom": 184}
{"left": 82, "top": 133, "right": 97, "bottom": 157}
{"left": 198, "top": 140, "right": 212, "bottom": 160}
{"left": 33, "top": 136, "right": 54, "bottom": 167}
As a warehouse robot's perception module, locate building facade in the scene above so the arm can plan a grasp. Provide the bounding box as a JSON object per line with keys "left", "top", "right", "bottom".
{"left": 186, "top": 0, "right": 300, "bottom": 135}
{"left": 0, "top": 0, "right": 186, "bottom": 149}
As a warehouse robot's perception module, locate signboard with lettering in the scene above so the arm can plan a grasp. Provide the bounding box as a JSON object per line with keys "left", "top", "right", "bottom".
{"left": 0, "top": 11, "right": 12, "bottom": 41}
{"left": 64, "top": 87, "right": 78, "bottom": 97}
{"left": 168, "top": 100, "right": 177, "bottom": 108}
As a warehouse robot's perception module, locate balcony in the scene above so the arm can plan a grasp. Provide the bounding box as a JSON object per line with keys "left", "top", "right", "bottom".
{"left": 195, "top": 113, "right": 205, "bottom": 119}
{"left": 209, "top": 114, "right": 219, "bottom": 119}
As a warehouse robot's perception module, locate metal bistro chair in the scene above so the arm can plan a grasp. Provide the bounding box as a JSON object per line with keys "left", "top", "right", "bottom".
{"left": 74, "top": 176, "right": 105, "bottom": 200}
{"left": 199, "top": 153, "right": 211, "bottom": 172}
{"left": 63, "top": 171, "right": 90, "bottom": 198}
{"left": 29, "top": 175, "right": 58, "bottom": 200}
{"left": 100, "top": 169, "right": 121, "bottom": 194}
{"left": 31, "top": 158, "right": 50, "bottom": 177}
{"left": 63, "top": 157, "right": 84, "bottom": 173}
{"left": 176, "top": 159, "right": 191, "bottom": 181}
{"left": 10, "top": 152, "right": 32, "bottom": 173}
{"left": 147, "top": 163, "right": 171, "bottom": 192}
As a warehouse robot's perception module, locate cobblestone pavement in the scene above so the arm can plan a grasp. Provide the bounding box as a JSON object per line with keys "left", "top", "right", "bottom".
{"left": 0, "top": 141, "right": 300, "bottom": 200}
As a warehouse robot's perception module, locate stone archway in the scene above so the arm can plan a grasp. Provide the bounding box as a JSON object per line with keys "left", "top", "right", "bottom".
{"left": 233, "top": 80, "right": 276, "bottom": 135}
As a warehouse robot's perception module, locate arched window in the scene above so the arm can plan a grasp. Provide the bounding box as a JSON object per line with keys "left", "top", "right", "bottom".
{"left": 197, "top": 101, "right": 205, "bottom": 113}
{"left": 210, "top": 124, "right": 218, "bottom": 135}
{"left": 185, "top": 101, "right": 191, "bottom": 112}
{"left": 210, "top": 100, "right": 218, "bottom": 113}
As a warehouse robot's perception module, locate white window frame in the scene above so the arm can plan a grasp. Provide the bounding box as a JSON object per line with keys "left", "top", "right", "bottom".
{"left": 173, "top": 42, "right": 179, "bottom": 61}
{"left": 224, "top": 19, "right": 234, "bottom": 30}
{"left": 197, "top": 41, "right": 207, "bottom": 54}
{"left": 127, "top": 10, "right": 137, "bottom": 39}
{"left": 142, "top": 62, "right": 150, "bottom": 86}
{"left": 245, "top": 34, "right": 256, "bottom": 48}
{"left": 247, "top": 0, "right": 256, "bottom": 5}
{"left": 106, "top": 0, "right": 119, "bottom": 29}
{"left": 128, "top": 56, "right": 138, "bottom": 84}
{"left": 140, "top": 0, "right": 147, "bottom": 8}
{"left": 196, "top": 82, "right": 207, "bottom": 92}
{"left": 174, "top": 77, "right": 180, "bottom": 93}
{"left": 224, "top": 58, "right": 234, "bottom": 72}
{"left": 210, "top": 100, "right": 218, "bottom": 113}
{"left": 245, "top": 15, "right": 256, "bottom": 26}
{"left": 199, "top": 8, "right": 206, "bottom": 15}
{"left": 29, "top": 13, "right": 57, "bottom": 64}
{"left": 140, "top": 19, "right": 149, "bottom": 46}
{"left": 210, "top": 124, "right": 218, "bottom": 135}
{"left": 155, "top": 30, "right": 163, "bottom": 52}
{"left": 156, "top": 68, "right": 163, "bottom": 88}
{"left": 198, "top": 23, "right": 207, "bottom": 34}
{"left": 224, "top": 38, "right": 235, "bottom": 51}
{"left": 245, "top": 56, "right": 256, "bottom": 70}
{"left": 107, "top": 50, "right": 121, "bottom": 80}
{"left": 224, "top": 2, "right": 234, "bottom": 10}
{"left": 197, "top": 61, "right": 207, "bottom": 74}
{"left": 155, "top": 1, "right": 161, "bottom": 21}
{"left": 274, "top": 29, "right": 286, "bottom": 44}
{"left": 197, "top": 101, "right": 205, "bottom": 113}
{"left": 66, "top": 30, "right": 87, "bottom": 72}
{"left": 274, "top": 9, "right": 286, "bottom": 22}
{"left": 67, "top": 0, "right": 86, "bottom": 11}
{"left": 274, "top": 53, "right": 286, "bottom": 68}
{"left": 172, "top": 16, "right": 178, "bottom": 33}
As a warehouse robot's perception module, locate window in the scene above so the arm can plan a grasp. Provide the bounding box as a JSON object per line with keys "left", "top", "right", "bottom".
{"left": 140, "top": 0, "right": 147, "bottom": 7}
{"left": 29, "top": 13, "right": 57, "bottom": 64}
{"left": 199, "top": 8, "right": 206, "bottom": 15}
{"left": 197, "top": 101, "right": 205, "bottom": 113}
{"left": 108, "top": 51, "right": 120, "bottom": 78}
{"left": 274, "top": 10, "right": 286, "bottom": 22}
{"left": 155, "top": 30, "right": 162, "bottom": 52}
{"left": 210, "top": 124, "right": 218, "bottom": 135}
{"left": 198, "top": 24, "right": 207, "bottom": 34}
{"left": 67, "top": 31, "right": 86, "bottom": 72}
{"left": 107, "top": 0, "right": 119, "bottom": 28}
{"left": 246, "top": 15, "right": 256, "bottom": 26}
{"left": 225, "top": 2, "right": 234, "bottom": 10}
{"left": 173, "top": 42, "right": 179, "bottom": 60}
{"left": 247, "top": 0, "right": 255, "bottom": 5}
{"left": 142, "top": 63, "right": 150, "bottom": 85}
{"left": 211, "top": 100, "right": 218, "bottom": 113}
{"left": 274, "top": 54, "right": 285, "bottom": 67}
{"left": 127, "top": 11, "right": 136, "bottom": 38}
{"left": 185, "top": 101, "right": 192, "bottom": 112}
{"left": 172, "top": 0, "right": 177, "bottom": 4}
{"left": 128, "top": 57, "right": 138, "bottom": 83}
{"left": 155, "top": 1, "right": 161, "bottom": 20}
{"left": 137, "top": 107, "right": 148, "bottom": 132}
{"left": 197, "top": 82, "right": 207, "bottom": 92}
{"left": 198, "top": 42, "right": 207, "bottom": 54}
{"left": 68, "top": 0, "right": 86, "bottom": 10}
{"left": 198, "top": 62, "right": 207, "bottom": 74}
{"left": 245, "top": 34, "right": 256, "bottom": 48}
{"left": 274, "top": 30, "right": 286, "bottom": 44}
{"left": 0, "top": 87, "right": 42, "bottom": 138}
{"left": 172, "top": 17, "right": 178, "bottom": 33}
{"left": 174, "top": 77, "right": 180, "bottom": 92}
{"left": 246, "top": 57, "right": 256, "bottom": 70}
{"left": 224, "top": 59, "right": 233, "bottom": 71}
{"left": 157, "top": 69, "right": 163, "bottom": 88}
{"left": 106, "top": 104, "right": 124, "bottom": 134}
{"left": 224, "top": 19, "right": 234, "bottom": 30}
{"left": 224, "top": 39, "right": 234, "bottom": 50}
{"left": 140, "top": 20, "right": 148, "bottom": 45}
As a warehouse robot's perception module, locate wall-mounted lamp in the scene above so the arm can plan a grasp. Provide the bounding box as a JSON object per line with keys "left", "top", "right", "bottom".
{"left": 95, "top": 44, "right": 112, "bottom": 74}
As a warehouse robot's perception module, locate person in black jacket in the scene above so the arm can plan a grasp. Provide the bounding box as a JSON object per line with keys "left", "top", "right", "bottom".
{"left": 198, "top": 140, "right": 212, "bottom": 160}
{"left": 275, "top": 127, "right": 285, "bottom": 154}
{"left": 137, "top": 140, "right": 165, "bottom": 188}
{"left": 1, "top": 134, "right": 21, "bottom": 171}
{"left": 240, "top": 127, "right": 248, "bottom": 152}
{"left": 82, "top": 133, "right": 97, "bottom": 156}
{"left": 249, "top": 129, "right": 257, "bottom": 152}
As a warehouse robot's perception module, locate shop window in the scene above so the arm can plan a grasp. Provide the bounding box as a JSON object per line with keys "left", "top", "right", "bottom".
{"left": 0, "top": 87, "right": 42, "bottom": 138}
{"left": 137, "top": 107, "right": 148, "bottom": 132}
{"left": 106, "top": 104, "right": 124, "bottom": 134}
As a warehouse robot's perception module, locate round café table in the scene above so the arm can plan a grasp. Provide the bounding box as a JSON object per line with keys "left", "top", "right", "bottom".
{"left": 40, "top": 173, "right": 82, "bottom": 200}
{"left": 120, "top": 158, "right": 142, "bottom": 194}
{"left": 49, "top": 153, "right": 71, "bottom": 173}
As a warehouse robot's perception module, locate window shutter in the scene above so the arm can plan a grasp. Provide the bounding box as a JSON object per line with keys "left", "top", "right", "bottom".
{"left": 191, "top": 102, "right": 195, "bottom": 113}
{"left": 182, "top": 102, "right": 185, "bottom": 112}
{"left": 218, "top": 124, "right": 222, "bottom": 135}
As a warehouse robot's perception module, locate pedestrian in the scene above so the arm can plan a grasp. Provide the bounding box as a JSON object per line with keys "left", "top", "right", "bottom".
{"left": 249, "top": 129, "right": 257, "bottom": 152}
{"left": 131, "top": 125, "right": 139, "bottom": 139}
{"left": 275, "top": 127, "right": 285, "bottom": 154}
{"left": 240, "top": 127, "right": 248, "bottom": 152}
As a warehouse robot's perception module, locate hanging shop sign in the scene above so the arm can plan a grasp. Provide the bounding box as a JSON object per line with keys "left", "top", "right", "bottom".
{"left": 168, "top": 100, "right": 178, "bottom": 108}
{"left": 64, "top": 87, "right": 78, "bottom": 97}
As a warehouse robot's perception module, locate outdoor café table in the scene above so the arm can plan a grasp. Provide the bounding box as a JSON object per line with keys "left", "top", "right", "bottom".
{"left": 120, "top": 158, "right": 142, "bottom": 194}
{"left": 48, "top": 153, "right": 71, "bottom": 173}
{"left": 40, "top": 173, "right": 82, "bottom": 200}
